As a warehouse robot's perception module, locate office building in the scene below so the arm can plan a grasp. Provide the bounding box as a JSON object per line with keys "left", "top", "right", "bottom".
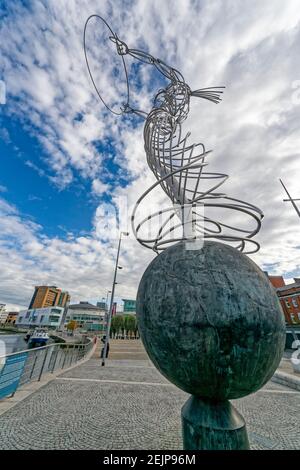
{"left": 5, "top": 312, "right": 18, "bottom": 325}
{"left": 29, "top": 286, "right": 70, "bottom": 309}
{"left": 122, "top": 299, "right": 136, "bottom": 315}
{"left": 0, "top": 304, "right": 8, "bottom": 324}
{"left": 16, "top": 306, "right": 64, "bottom": 329}
{"left": 268, "top": 275, "right": 300, "bottom": 325}
{"left": 66, "top": 302, "right": 105, "bottom": 332}
{"left": 97, "top": 301, "right": 106, "bottom": 310}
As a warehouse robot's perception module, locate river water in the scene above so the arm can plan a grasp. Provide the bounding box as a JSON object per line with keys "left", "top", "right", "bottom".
{"left": 0, "top": 332, "right": 28, "bottom": 355}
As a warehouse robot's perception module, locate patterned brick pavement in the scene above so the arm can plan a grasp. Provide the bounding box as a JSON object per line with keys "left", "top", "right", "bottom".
{"left": 0, "top": 342, "right": 299, "bottom": 449}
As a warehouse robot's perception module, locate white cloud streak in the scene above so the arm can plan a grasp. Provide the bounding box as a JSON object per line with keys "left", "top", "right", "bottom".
{"left": 0, "top": 0, "right": 300, "bottom": 307}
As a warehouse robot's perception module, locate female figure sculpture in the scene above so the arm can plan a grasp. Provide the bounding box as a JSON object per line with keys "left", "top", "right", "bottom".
{"left": 84, "top": 15, "right": 263, "bottom": 254}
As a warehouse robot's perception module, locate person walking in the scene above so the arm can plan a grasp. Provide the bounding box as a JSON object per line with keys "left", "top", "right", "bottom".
{"left": 100, "top": 335, "right": 109, "bottom": 358}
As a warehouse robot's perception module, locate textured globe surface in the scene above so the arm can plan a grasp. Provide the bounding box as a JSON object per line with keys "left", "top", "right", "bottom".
{"left": 137, "top": 241, "right": 286, "bottom": 400}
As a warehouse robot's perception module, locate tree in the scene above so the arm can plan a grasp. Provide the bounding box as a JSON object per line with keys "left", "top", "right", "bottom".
{"left": 119, "top": 315, "right": 125, "bottom": 338}
{"left": 110, "top": 315, "right": 123, "bottom": 338}
{"left": 111, "top": 316, "right": 121, "bottom": 338}
{"left": 126, "top": 315, "right": 136, "bottom": 338}
{"left": 124, "top": 315, "right": 130, "bottom": 338}
{"left": 66, "top": 320, "right": 78, "bottom": 335}
{"left": 110, "top": 315, "right": 138, "bottom": 339}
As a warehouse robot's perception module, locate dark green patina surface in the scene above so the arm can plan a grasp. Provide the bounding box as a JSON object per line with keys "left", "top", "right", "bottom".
{"left": 182, "top": 396, "right": 249, "bottom": 450}
{"left": 137, "top": 241, "right": 285, "bottom": 400}
{"left": 136, "top": 241, "right": 286, "bottom": 449}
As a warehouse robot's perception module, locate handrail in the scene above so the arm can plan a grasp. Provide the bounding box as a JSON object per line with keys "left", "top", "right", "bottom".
{"left": 0, "top": 337, "right": 95, "bottom": 400}
{"left": 0, "top": 342, "right": 66, "bottom": 360}
{"left": 0, "top": 337, "right": 93, "bottom": 360}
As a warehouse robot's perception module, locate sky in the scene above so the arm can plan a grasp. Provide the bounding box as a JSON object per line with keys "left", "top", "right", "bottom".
{"left": 0, "top": 0, "right": 300, "bottom": 311}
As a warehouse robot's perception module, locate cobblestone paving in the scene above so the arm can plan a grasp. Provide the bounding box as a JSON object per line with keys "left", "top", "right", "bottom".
{"left": 0, "top": 359, "right": 299, "bottom": 450}
{"left": 60, "top": 359, "right": 169, "bottom": 384}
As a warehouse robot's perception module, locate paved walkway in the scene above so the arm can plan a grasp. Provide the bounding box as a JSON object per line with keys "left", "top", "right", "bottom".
{"left": 0, "top": 340, "right": 299, "bottom": 450}
{"left": 278, "top": 355, "right": 299, "bottom": 375}
{"left": 94, "top": 338, "right": 150, "bottom": 360}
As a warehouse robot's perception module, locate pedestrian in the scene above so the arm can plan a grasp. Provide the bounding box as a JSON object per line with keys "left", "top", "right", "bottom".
{"left": 100, "top": 335, "right": 110, "bottom": 358}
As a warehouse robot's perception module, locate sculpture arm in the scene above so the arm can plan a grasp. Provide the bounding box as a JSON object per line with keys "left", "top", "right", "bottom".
{"left": 110, "top": 36, "right": 185, "bottom": 83}
{"left": 128, "top": 49, "right": 185, "bottom": 83}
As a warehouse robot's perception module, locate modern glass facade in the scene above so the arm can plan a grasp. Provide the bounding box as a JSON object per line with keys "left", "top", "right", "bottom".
{"left": 16, "top": 307, "right": 64, "bottom": 328}
{"left": 66, "top": 302, "right": 105, "bottom": 331}
{"left": 122, "top": 299, "right": 136, "bottom": 313}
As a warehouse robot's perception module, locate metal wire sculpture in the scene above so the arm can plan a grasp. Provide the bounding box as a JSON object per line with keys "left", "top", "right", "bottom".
{"left": 84, "top": 15, "right": 263, "bottom": 254}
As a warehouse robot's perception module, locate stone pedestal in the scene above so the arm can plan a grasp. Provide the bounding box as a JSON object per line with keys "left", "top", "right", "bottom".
{"left": 182, "top": 396, "right": 249, "bottom": 450}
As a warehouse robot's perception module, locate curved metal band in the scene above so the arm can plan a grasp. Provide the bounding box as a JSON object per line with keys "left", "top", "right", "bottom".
{"left": 83, "top": 15, "right": 130, "bottom": 115}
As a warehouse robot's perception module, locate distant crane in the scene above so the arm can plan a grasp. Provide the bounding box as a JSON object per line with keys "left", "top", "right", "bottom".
{"left": 280, "top": 178, "right": 300, "bottom": 219}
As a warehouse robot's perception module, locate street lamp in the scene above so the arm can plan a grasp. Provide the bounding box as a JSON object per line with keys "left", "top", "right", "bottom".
{"left": 105, "top": 290, "right": 111, "bottom": 311}
{"left": 103, "top": 290, "right": 111, "bottom": 330}
{"left": 102, "top": 231, "right": 129, "bottom": 366}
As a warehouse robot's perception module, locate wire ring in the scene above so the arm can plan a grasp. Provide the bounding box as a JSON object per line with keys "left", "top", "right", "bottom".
{"left": 83, "top": 15, "right": 130, "bottom": 115}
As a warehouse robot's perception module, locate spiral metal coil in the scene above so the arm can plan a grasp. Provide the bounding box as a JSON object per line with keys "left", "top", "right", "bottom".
{"left": 84, "top": 15, "right": 263, "bottom": 254}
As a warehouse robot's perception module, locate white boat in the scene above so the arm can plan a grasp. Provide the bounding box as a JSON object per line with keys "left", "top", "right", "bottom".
{"left": 28, "top": 329, "right": 49, "bottom": 346}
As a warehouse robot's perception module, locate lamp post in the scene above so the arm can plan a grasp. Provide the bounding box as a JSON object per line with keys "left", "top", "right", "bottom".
{"left": 104, "top": 290, "right": 111, "bottom": 327}
{"left": 102, "top": 231, "right": 129, "bottom": 366}
{"left": 105, "top": 291, "right": 111, "bottom": 309}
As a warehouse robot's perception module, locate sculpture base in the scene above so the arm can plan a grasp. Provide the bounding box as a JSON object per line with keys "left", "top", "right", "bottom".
{"left": 182, "top": 396, "right": 250, "bottom": 450}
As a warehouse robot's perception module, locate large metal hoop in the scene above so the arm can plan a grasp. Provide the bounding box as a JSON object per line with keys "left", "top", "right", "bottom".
{"left": 83, "top": 14, "right": 130, "bottom": 115}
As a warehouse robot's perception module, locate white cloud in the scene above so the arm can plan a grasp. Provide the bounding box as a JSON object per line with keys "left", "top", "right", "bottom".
{"left": 0, "top": 196, "right": 151, "bottom": 309}
{"left": 92, "top": 179, "right": 111, "bottom": 196}
{"left": 0, "top": 0, "right": 300, "bottom": 307}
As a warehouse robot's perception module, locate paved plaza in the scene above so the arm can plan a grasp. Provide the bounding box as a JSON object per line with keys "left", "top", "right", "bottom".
{"left": 0, "top": 340, "right": 299, "bottom": 450}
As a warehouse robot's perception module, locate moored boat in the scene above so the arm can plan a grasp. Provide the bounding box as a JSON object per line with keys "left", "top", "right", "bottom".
{"left": 28, "top": 329, "right": 49, "bottom": 347}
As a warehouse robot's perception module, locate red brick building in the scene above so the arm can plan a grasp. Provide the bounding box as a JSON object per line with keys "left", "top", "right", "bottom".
{"left": 268, "top": 275, "right": 300, "bottom": 325}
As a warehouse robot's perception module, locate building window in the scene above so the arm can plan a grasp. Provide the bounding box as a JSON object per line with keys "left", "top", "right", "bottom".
{"left": 49, "top": 315, "right": 60, "bottom": 323}
{"left": 51, "top": 308, "right": 62, "bottom": 314}
{"left": 285, "top": 300, "right": 291, "bottom": 308}
{"left": 40, "top": 315, "right": 44, "bottom": 323}
{"left": 58, "top": 293, "right": 66, "bottom": 306}
{"left": 290, "top": 313, "right": 298, "bottom": 324}
{"left": 292, "top": 298, "right": 298, "bottom": 308}
{"left": 25, "top": 311, "right": 30, "bottom": 318}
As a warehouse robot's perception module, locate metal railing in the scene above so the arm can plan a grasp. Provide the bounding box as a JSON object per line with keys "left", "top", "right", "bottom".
{"left": 0, "top": 338, "right": 94, "bottom": 399}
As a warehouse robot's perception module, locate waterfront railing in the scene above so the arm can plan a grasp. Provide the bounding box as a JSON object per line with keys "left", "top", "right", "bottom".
{"left": 0, "top": 338, "right": 94, "bottom": 400}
